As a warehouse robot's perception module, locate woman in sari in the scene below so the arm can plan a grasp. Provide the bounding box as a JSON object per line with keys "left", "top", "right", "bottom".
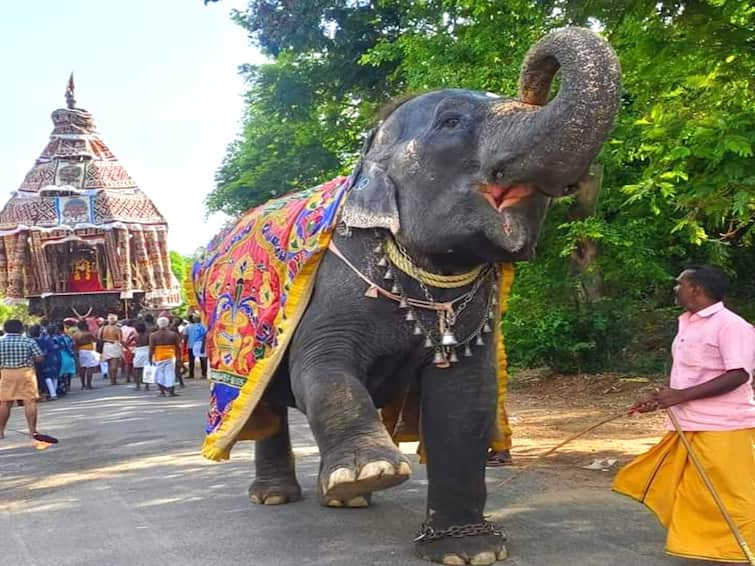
{"left": 52, "top": 324, "right": 76, "bottom": 395}
{"left": 29, "top": 325, "right": 60, "bottom": 400}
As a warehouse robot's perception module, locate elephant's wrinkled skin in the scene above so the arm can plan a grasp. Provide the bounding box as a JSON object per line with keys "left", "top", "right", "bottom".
{"left": 245, "top": 28, "right": 620, "bottom": 565}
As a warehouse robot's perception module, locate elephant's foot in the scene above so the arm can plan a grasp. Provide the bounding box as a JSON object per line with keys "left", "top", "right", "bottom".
{"left": 319, "top": 449, "right": 411, "bottom": 507}
{"left": 415, "top": 524, "right": 507, "bottom": 565}
{"left": 248, "top": 476, "right": 302, "bottom": 505}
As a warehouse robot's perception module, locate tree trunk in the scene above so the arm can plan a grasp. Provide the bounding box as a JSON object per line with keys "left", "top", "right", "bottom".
{"left": 568, "top": 163, "right": 603, "bottom": 303}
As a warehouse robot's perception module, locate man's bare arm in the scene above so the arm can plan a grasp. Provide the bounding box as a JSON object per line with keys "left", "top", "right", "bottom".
{"left": 653, "top": 369, "right": 749, "bottom": 408}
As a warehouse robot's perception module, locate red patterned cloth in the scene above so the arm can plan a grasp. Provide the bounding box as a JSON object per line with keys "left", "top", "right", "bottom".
{"left": 194, "top": 177, "right": 349, "bottom": 461}
{"left": 68, "top": 259, "right": 103, "bottom": 292}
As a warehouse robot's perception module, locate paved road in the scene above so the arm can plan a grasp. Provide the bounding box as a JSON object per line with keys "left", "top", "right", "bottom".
{"left": 1, "top": 379, "right": 699, "bottom": 566}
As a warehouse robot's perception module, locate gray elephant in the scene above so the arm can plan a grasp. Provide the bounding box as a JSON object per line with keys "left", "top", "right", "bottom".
{"left": 195, "top": 27, "right": 620, "bottom": 566}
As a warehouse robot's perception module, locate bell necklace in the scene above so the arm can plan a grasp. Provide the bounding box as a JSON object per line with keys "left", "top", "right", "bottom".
{"left": 327, "top": 233, "right": 499, "bottom": 368}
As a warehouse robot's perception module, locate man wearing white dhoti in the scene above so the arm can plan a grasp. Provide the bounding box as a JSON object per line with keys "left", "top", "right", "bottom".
{"left": 149, "top": 317, "right": 181, "bottom": 397}
{"left": 73, "top": 320, "right": 99, "bottom": 390}
{"left": 99, "top": 314, "right": 123, "bottom": 385}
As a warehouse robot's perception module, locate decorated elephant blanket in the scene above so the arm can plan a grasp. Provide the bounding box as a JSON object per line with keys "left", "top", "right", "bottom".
{"left": 194, "top": 177, "right": 349, "bottom": 461}
{"left": 194, "top": 176, "right": 513, "bottom": 462}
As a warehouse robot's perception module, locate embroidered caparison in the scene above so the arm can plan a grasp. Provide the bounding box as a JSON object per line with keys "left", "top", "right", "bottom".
{"left": 193, "top": 176, "right": 515, "bottom": 462}
{"left": 194, "top": 177, "right": 349, "bottom": 461}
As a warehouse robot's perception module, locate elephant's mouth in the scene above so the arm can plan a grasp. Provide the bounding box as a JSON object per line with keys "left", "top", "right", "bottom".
{"left": 478, "top": 183, "right": 535, "bottom": 212}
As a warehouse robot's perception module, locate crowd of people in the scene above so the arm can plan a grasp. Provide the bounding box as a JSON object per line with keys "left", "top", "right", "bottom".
{"left": 73, "top": 312, "right": 208, "bottom": 396}
{"left": 0, "top": 312, "right": 208, "bottom": 440}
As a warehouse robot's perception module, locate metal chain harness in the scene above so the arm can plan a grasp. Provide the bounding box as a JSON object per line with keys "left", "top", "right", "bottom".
{"left": 414, "top": 521, "right": 506, "bottom": 543}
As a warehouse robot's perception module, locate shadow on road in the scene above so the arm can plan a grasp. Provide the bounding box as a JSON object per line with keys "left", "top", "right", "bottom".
{"left": 0, "top": 381, "right": 702, "bottom": 566}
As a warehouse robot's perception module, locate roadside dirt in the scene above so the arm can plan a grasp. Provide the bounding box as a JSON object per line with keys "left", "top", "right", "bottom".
{"left": 504, "top": 369, "right": 667, "bottom": 487}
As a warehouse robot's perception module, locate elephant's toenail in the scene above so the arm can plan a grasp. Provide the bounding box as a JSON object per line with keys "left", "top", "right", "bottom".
{"left": 470, "top": 551, "right": 497, "bottom": 565}
{"left": 328, "top": 468, "right": 356, "bottom": 490}
{"left": 345, "top": 496, "right": 369, "bottom": 507}
{"left": 358, "top": 460, "right": 393, "bottom": 480}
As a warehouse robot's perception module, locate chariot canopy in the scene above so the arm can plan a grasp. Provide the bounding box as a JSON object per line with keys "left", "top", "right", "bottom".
{"left": 0, "top": 75, "right": 181, "bottom": 318}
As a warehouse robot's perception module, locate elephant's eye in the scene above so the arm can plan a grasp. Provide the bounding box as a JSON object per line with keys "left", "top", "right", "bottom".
{"left": 441, "top": 116, "right": 461, "bottom": 129}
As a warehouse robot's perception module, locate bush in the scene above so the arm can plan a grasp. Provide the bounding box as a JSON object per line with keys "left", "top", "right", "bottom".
{"left": 504, "top": 295, "right": 636, "bottom": 374}
{"left": 500, "top": 248, "right": 677, "bottom": 375}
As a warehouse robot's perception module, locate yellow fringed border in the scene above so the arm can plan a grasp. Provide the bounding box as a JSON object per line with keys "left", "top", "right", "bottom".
{"left": 490, "top": 263, "right": 515, "bottom": 451}
{"left": 182, "top": 268, "right": 199, "bottom": 314}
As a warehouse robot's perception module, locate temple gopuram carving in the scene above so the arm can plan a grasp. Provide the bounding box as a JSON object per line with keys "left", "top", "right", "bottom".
{"left": 0, "top": 75, "right": 181, "bottom": 318}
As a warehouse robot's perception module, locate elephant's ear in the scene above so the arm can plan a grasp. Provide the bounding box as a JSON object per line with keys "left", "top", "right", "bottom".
{"left": 341, "top": 161, "right": 400, "bottom": 234}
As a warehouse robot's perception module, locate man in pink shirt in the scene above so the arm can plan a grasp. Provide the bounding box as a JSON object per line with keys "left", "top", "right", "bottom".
{"left": 614, "top": 265, "right": 755, "bottom": 563}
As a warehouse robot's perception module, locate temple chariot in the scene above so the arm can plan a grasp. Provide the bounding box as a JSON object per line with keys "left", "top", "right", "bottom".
{"left": 0, "top": 77, "right": 181, "bottom": 319}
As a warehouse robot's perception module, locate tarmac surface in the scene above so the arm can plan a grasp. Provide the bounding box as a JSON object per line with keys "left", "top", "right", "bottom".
{"left": 1, "top": 378, "right": 702, "bottom": 566}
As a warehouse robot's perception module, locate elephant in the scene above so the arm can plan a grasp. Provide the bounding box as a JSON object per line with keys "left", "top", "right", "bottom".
{"left": 197, "top": 27, "right": 620, "bottom": 566}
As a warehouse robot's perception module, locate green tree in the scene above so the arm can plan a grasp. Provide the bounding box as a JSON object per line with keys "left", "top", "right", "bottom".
{"left": 0, "top": 298, "right": 36, "bottom": 326}
{"left": 169, "top": 251, "right": 188, "bottom": 284}
{"left": 504, "top": 0, "right": 755, "bottom": 371}
{"left": 169, "top": 251, "right": 193, "bottom": 317}
{"left": 591, "top": 0, "right": 754, "bottom": 249}
{"left": 207, "top": 1, "right": 405, "bottom": 215}
{"left": 206, "top": 0, "right": 754, "bottom": 372}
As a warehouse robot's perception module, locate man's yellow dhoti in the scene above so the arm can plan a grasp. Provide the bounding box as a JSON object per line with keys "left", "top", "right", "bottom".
{"left": 613, "top": 429, "right": 755, "bottom": 563}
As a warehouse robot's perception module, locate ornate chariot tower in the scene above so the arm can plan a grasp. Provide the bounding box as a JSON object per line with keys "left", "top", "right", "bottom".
{"left": 0, "top": 75, "right": 181, "bottom": 318}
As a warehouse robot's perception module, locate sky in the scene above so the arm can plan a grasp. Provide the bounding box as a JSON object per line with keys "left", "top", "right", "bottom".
{"left": 0, "top": 0, "right": 265, "bottom": 255}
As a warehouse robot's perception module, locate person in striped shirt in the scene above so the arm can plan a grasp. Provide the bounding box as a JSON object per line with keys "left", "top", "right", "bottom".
{"left": 0, "top": 319, "right": 44, "bottom": 440}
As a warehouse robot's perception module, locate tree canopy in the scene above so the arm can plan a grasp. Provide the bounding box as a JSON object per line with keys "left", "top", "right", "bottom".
{"left": 206, "top": 0, "right": 754, "bottom": 372}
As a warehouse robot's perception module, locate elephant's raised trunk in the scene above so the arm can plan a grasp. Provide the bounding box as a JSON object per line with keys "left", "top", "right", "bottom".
{"left": 482, "top": 27, "right": 621, "bottom": 196}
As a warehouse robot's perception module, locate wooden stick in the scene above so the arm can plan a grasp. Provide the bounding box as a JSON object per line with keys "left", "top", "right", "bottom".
{"left": 495, "top": 410, "right": 629, "bottom": 487}
{"left": 666, "top": 409, "right": 755, "bottom": 565}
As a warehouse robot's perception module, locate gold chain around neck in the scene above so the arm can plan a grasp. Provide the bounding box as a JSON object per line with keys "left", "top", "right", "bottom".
{"left": 383, "top": 238, "right": 483, "bottom": 289}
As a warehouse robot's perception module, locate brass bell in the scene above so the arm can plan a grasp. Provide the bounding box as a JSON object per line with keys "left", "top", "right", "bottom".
{"left": 463, "top": 344, "right": 473, "bottom": 357}
{"left": 448, "top": 350, "right": 459, "bottom": 363}
{"left": 383, "top": 268, "right": 394, "bottom": 280}
{"left": 441, "top": 330, "right": 458, "bottom": 346}
{"left": 373, "top": 243, "right": 383, "bottom": 254}
{"left": 488, "top": 309, "right": 495, "bottom": 319}
{"left": 364, "top": 286, "right": 379, "bottom": 298}
{"left": 413, "top": 324, "right": 423, "bottom": 336}
{"left": 405, "top": 310, "right": 416, "bottom": 322}
{"left": 433, "top": 350, "right": 450, "bottom": 368}
{"left": 475, "top": 334, "right": 485, "bottom": 346}
{"left": 399, "top": 296, "right": 409, "bottom": 309}
{"left": 391, "top": 282, "right": 401, "bottom": 294}
{"left": 482, "top": 322, "right": 492, "bottom": 334}
{"left": 377, "top": 256, "right": 388, "bottom": 267}
{"left": 424, "top": 336, "right": 434, "bottom": 348}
